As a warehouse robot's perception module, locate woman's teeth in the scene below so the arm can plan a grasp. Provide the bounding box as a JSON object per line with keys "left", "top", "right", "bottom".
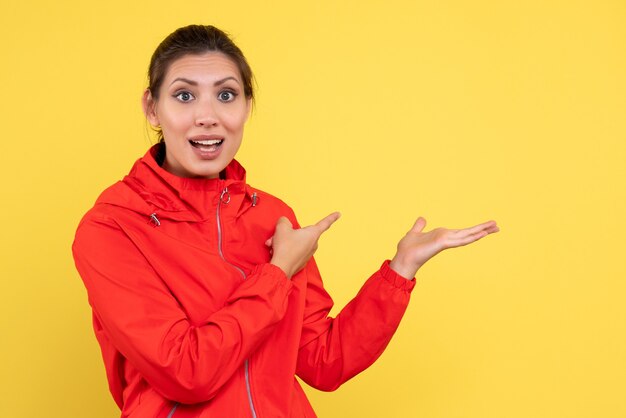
{"left": 190, "top": 139, "right": 223, "bottom": 151}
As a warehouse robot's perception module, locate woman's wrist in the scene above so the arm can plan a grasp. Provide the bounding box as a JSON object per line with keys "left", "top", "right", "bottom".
{"left": 270, "top": 258, "right": 293, "bottom": 279}
{"left": 389, "top": 255, "right": 420, "bottom": 280}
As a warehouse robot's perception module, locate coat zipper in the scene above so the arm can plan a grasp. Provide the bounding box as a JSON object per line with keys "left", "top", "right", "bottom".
{"left": 217, "top": 186, "right": 258, "bottom": 418}
{"left": 166, "top": 403, "right": 178, "bottom": 418}
{"left": 167, "top": 187, "right": 256, "bottom": 418}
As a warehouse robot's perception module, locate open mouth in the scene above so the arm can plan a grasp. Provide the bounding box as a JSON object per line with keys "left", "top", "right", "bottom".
{"left": 189, "top": 138, "right": 224, "bottom": 153}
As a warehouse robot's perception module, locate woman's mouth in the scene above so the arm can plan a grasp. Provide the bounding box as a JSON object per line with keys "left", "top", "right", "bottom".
{"left": 189, "top": 138, "right": 224, "bottom": 153}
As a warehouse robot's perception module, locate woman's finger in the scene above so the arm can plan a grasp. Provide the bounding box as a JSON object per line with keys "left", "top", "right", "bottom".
{"left": 315, "top": 212, "right": 341, "bottom": 233}
{"left": 451, "top": 231, "right": 490, "bottom": 247}
{"left": 409, "top": 217, "right": 427, "bottom": 234}
{"left": 455, "top": 220, "right": 498, "bottom": 237}
{"left": 449, "top": 224, "right": 499, "bottom": 247}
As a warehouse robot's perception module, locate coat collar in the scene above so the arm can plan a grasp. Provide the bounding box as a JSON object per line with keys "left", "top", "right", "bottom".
{"left": 97, "top": 144, "right": 255, "bottom": 222}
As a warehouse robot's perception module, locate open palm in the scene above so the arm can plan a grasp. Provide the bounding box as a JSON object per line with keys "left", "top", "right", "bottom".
{"left": 390, "top": 217, "right": 499, "bottom": 279}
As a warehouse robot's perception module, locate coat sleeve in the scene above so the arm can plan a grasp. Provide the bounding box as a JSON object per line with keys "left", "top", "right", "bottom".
{"left": 72, "top": 214, "right": 293, "bottom": 405}
{"left": 295, "top": 257, "right": 415, "bottom": 391}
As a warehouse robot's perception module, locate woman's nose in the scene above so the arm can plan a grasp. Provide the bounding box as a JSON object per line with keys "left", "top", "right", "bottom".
{"left": 195, "top": 101, "right": 219, "bottom": 127}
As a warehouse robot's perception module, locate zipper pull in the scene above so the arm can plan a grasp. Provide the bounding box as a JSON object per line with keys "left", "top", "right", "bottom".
{"left": 149, "top": 213, "right": 161, "bottom": 227}
{"left": 220, "top": 187, "right": 231, "bottom": 204}
{"left": 251, "top": 192, "right": 258, "bottom": 207}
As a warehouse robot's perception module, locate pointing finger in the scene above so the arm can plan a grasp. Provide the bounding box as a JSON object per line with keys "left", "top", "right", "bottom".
{"left": 315, "top": 212, "right": 341, "bottom": 233}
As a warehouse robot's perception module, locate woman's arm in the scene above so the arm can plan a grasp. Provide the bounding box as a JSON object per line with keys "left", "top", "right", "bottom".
{"left": 291, "top": 216, "right": 499, "bottom": 391}
{"left": 73, "top": 215, "right": 293, "bottom": 405}
{"left": 295, "top": 257, "right": 413, "bottom": 391}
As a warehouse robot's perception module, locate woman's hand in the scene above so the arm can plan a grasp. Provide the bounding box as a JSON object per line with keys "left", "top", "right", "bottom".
{"left": 267, "top": 212, "right": 341, "bottom": 279}
{"left": 389, "top": 217, "right": 499, "bottom": 279}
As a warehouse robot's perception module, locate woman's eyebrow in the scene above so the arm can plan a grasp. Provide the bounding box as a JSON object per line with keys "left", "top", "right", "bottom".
{"left": 169, "top": 76, "right": 240, "bottom": 87}
{"left": 214, "top": 76, "right": 240, "bottom": 86}
{"left": 169, "top": 77, "right": 197, "bottom": 86}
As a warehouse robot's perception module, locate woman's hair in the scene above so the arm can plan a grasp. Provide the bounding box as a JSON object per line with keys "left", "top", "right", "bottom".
{"left": 147, "top": 25, "right": 254, "bottom": 101}
{"left": 146, "top": 24, "right": 255, "bottom": 151}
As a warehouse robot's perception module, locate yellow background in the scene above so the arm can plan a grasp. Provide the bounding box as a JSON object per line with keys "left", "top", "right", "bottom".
{"left": 1, "top": 0, "right": 625, "bottom": 417}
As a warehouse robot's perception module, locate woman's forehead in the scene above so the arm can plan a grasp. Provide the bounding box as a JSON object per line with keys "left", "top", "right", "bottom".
{"left": 164, "top": 52, "right": 242, "bottom": 83}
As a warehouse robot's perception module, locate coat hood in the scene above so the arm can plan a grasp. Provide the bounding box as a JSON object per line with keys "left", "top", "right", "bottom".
{"left": 95, "top": 144, "right": 256, "bottom": 222}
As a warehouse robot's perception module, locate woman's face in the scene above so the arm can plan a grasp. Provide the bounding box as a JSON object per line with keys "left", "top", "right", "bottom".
{"left": 143, "top": 52, "right": 251, "bottom": 179}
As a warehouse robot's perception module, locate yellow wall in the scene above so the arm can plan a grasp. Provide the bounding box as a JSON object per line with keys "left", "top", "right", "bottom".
{"left": 1, "top": 1, "right": 625, "bottom": 417}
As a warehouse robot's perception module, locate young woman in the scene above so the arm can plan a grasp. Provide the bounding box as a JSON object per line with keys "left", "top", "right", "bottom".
{"left": 73, "top": 25, "right": 498, "bottom": 418}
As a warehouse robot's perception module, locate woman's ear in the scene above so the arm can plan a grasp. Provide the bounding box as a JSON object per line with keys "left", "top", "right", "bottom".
{"left": 142, "top": 89, "right": 160, "bottom": 126}
{"left": 244, "top": 97, "right": 252, "bottom": 122}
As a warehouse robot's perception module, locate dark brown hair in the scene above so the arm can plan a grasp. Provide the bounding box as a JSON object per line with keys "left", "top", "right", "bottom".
{"left": 148, "top": 25, "right": 254, "bottom": 101}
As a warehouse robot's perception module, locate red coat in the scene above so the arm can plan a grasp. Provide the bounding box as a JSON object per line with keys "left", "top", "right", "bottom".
{"left": 73, "top": 145, "right": 415, "bottom": 417}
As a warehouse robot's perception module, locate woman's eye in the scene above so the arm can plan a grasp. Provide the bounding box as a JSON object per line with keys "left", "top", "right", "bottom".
{"left": 175, "top": 91, "right": 194, "bottom": 102}
{"left": 218, "top": 91, "right": 236, "bottom": 102}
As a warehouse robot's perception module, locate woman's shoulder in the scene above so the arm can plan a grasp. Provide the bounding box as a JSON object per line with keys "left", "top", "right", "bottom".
{"left": 76, "top": 180, "right": 151, "bottom": 228}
